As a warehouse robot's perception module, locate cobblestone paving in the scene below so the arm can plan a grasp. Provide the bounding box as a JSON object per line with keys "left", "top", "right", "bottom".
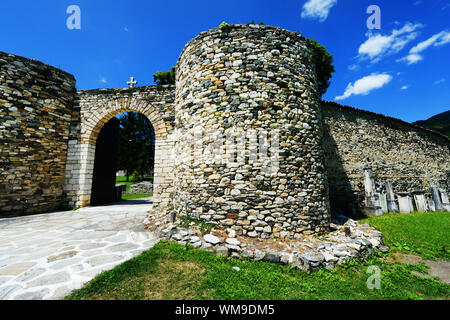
{"left": 0, "top": 199, "right": 157, "bottom": 300}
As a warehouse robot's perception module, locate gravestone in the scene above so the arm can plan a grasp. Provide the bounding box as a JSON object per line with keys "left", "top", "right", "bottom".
{"left": 431, "top": 187, "right": 444, "bottom": 211}
{"left": 411, "top": 190, "right": 427, "bottom": 212}
{"left": 115, "top": 184, "right": 127, "bottom": 201}
{"left": 363, "top": 165, "right": 383, "bottom": 216}
{"left": 408, "top": 193, "right": 414, "bottom": 212}
{"left": 379, "top": 193, "right": 388, "bottom": 213}
{"left": 439, "top": 188, "right": 450, "bottom": 212}
{"left": 386, "top": 180, "right": 399, "bottom": 213}
{"left": 427, "top": 199, "right": 436, "bottom": 212}
{"left": 115, "top": 186, "right": 123, "bottom": 201}
{"left": 116, "top": 184, "right": 127, "bottom": 193}
{"left": 397, "top": 192, "right": 413, "bottom": 213}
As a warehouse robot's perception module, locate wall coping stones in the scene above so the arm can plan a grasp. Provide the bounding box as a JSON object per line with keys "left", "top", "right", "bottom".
{"left": 78, "top": 85, "right": 175, "bottom": 96}
{"left": 322, "top": 100, "right": 450, "bottom": 143}
{"left": 0, "top": 51, "right": 75, "bottom": 82}
{"left": 177, "top": 24, "right": 310, "bottom": 68}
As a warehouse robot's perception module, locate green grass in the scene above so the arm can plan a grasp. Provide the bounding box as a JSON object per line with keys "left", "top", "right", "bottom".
{"left": 115, "top": 177, "right": 138, "bottom": 192}
{"left": 121, "top": 193, "right": 153, "bottom": 201}
{"left": 360, "top": 212, "right": 450, "bottom": 261}
{"left": 116, "top": 177, "right": 152, "bottom": 201}
{"left": 179, "top": 216, "right": 215, "bottom": 235}
{"left": 66, "top": 241, "right": 449, "bottom": 300}
{"left": 65, "top": 211, "right": 450, "bottom": 300}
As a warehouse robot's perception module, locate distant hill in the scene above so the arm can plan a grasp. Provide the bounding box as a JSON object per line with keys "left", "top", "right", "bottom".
{"left": 413, "top": 110, "right": 450, "bottom": 139}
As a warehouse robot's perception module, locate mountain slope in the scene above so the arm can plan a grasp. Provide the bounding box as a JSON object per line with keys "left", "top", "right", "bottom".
{"left": 413, "top": 110, "right": 450, "bottom": 139}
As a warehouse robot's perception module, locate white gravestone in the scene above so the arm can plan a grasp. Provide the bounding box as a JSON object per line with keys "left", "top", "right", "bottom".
{"left": 439, "top": 188, "right": 450, "bottom": 212}
{"left": 397, "top": 192, "right": 413, "bottom": 213}
{"left": 412, "top": 191, "right": 427, "bottom": 212}
{"left": 386, "top": 180, "right": 399, "bottom": 213}
{"left": 427, "top": 199, "right": 436, "bottom": 212}
{"left": 379, "top": 193, "right": 388, "bottom": 213}
{"left": 431, "top": 187, "right": 444, "bottom": 211}
{"left": 364, "top": 165, "right": 382, "bottom": 216}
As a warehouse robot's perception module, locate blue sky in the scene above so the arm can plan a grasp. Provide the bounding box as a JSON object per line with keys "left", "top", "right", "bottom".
{"left": 0, "top": 0, "right": 449, "bottom": 122}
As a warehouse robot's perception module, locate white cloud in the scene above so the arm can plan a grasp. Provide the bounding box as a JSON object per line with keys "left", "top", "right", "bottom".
{"left": 301, "top": 0, "right": 337, "bottom": 22}
{"left": 359, "top": 34, "right": 392, "bottom": 59}
{"left": 335, "top": 73, "right": 392, "bottom": 100}
{"left": 358, "top": 23, "right": 423, "bottom": 63}
{"left": 435, "top": 31, "right": 450, "bottom": 46}
{"left": 410, "top": 31, "right": 448, "bottom": 53}
{"left": 399, "top": 30, "right": 450, "bottom": 65}
{"left": 397, "top": 53, "right": 423, "bottom": 65}
{"left": 348, "top": 64, "right": 360, "bottom": 71}
{"left": 434, "top": 78, "right": 446, "bottom": 85}
{"left": 401, "top": 85, "right": 409, "bottom": 90}
{"left": 99, "top": 76, "right": 107, "bottom": 84}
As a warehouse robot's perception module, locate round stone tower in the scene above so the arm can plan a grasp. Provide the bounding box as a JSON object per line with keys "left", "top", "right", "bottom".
{"left": 174, "top": 24, "right": 330, "bottom": 239}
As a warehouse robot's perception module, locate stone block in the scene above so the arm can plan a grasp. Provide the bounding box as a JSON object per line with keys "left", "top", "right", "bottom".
{"left": 397, "top": 192, "right": 413, "bottom": 213}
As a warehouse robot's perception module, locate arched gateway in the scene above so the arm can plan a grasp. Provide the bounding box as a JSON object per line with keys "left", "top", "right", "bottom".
{"left": 63, "top": 86, "right": 176, "bottom": 208}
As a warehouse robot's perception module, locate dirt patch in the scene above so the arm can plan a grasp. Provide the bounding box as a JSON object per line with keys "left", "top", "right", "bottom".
{"left": 141, "top": 260, "right": 212, "bottom": 300}
{"left": 390, "top": 252, "right": 450, "bottom": 285}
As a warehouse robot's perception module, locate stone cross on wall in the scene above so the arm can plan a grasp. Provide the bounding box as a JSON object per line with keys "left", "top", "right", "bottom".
{"left": 127, "top": 77, "right": 138, "bottom": 88}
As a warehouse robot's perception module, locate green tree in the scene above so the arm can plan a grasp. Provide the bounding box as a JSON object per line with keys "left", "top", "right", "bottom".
{"left": 153, "top": 67, "right": 176, "bottom": 85}
{"left": 307, "top": 38, "right": 335, "bottom": 97}
{"left": 117, "top": 113, "right": 155, "bottom": 182}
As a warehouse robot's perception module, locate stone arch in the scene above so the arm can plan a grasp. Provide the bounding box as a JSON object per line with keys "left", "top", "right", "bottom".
{"left": 82, "top": 98, "right": 169, "bottom": 144}
{"left": 63, "top": 87, "right": 175, "bottom": 209}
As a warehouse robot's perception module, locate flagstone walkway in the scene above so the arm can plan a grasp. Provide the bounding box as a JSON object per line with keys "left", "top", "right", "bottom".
{"left": 0, "top": 198, "right": 157, "bottom": 300}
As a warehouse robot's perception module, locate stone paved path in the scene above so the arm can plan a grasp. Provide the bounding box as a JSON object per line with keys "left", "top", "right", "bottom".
{"left": 0, "top": 198, "right": 158, "bottom": 300}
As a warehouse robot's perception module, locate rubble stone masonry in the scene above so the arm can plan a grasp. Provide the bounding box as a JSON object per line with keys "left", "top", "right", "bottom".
{"left": 174, "top": 24, "right": 331, "bottom": 238}
{"left": 322, "top": 101, "right": 450, "bottom": 217}
{"left": 1, "top": 25, "right": 449, "bottom": 239}
{"left": 0, "top": 51, "right": 76, "bottom": 215}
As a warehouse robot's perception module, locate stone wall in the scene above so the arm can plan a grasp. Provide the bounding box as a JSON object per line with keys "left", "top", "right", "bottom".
{"left": 0, "top": 51, "right": 76, "bottom": 216}
{"left": 173, "top": 24, "right": 331, "bottom": 239}
{"left": 321, "top": 101, "right": 450, "bottom": 217}
{"left": 2, "top": 24, "right": 449, "bottom": 229}
{"left": 64, "top": 86, "right": 175, "bottom": 208}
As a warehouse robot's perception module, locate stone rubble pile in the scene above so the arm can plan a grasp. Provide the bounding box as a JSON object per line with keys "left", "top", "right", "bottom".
{"left": 128, "top": 181, "right": 153, "bottom": 194}
{"left": 144, "top": 209, "right": 386, "bottom": 271}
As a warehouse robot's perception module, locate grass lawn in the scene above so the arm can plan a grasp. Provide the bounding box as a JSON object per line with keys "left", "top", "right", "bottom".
{"left": 122, "top": 193, "right": 153, "bottom": 201}
{"left": 65, "top": 212, "right": 450, "bottom": 300}
{"left": 360, "top": 212, "right": 450, "bottom": 261}
{"left": 115, "top": 177, "right": 138, "bottom": 192}
{"left": 116, "top": 177, "right": 152, "bottom": 201}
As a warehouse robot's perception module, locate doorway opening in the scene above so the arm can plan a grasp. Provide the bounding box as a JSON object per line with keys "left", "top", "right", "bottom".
{"left": 90, "top": 112, "right": 156, "bottom": 206}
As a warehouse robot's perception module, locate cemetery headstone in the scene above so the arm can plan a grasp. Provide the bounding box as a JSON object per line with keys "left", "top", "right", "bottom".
{"left": 397, "top": 192, "right": 413, "bottom": 213}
